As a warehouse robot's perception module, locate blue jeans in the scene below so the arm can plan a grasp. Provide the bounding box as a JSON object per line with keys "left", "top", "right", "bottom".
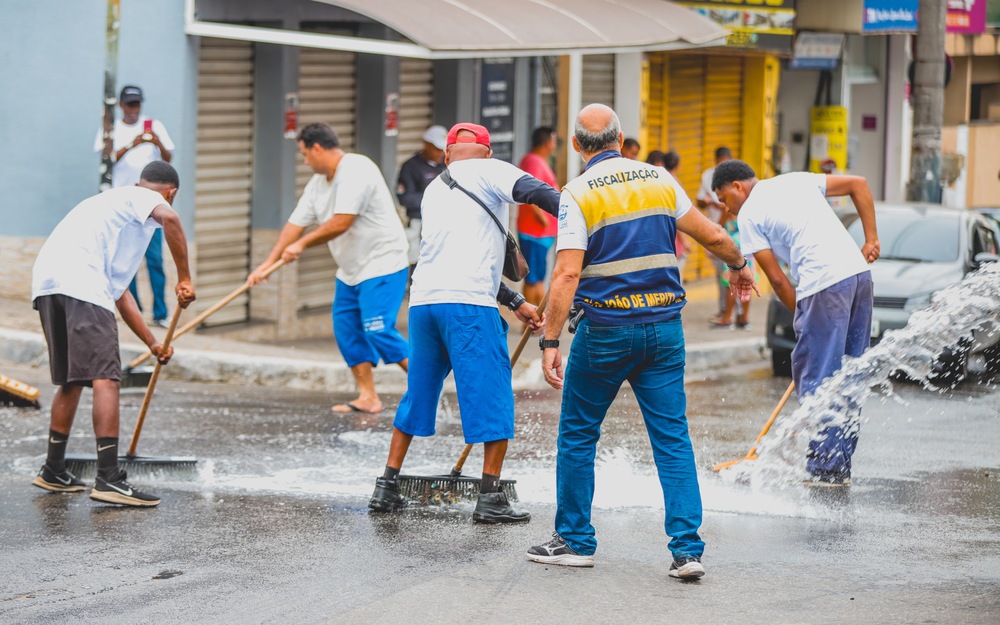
{"left": 793, "top": 272, "right": 873, "bottom": 480}
{"left": 128, "top": 229, "right": 167, "bottom": 321}
{"left": 555, "top": 317, "right": 704, "bottom": 560}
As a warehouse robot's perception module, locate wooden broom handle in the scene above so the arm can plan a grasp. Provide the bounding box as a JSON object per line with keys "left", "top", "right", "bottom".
{"left": 127, "top": 259, "right": 285, "bottom": 369}
{"left": 509, "top": 291, "right": 549, "bottom": 366}
{"left": 452, "top": 291, "right": 551, "bottom": 476}
{"left": 746, "top": 380, "right": 795, "bottom": 456}
{"left": 127, "top": 306, "right": 183, "bottom": 457}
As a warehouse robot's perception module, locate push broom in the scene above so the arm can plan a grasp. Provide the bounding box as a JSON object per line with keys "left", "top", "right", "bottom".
{"left": 122, "top": 260, "right": 286, "bottom": 387}
{"left": 67, "top": 306, "right": 197, "bottom": 475}
{"left": 0, "top": 373, "right": 41, "bottom": 408}
{"left": 396, "top": 294, "right": 549, "bottom": 504}
{"left": 712, "top": 380, "right": 795, "bottom": 472}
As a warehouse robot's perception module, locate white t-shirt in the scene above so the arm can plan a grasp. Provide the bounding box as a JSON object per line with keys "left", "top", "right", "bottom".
{"left": 738, "top": 172, "right": 869, "bottom": 300}
{"left": 32, "top": 186, "right": 164, "bottom": 311}
{"left": 557, "top": 163, "right": 693, "bottom": 252}
{"left": 409, "top": 158, "right": 527, "bottom": 308}
{"left": 94, "top": 116, "right": 175, "bottom": 188}
{"left": 288, "top": 153, "right": 408, "bottom": 287}
{"left": 696, "top": 166, "right": 722, "bottom": 224}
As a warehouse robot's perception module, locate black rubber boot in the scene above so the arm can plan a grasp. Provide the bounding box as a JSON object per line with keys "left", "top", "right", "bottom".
{"left": 472, "top": 491, "right": 530, "bottom": 524}
{"left": 368, "top": 476, "right": 407, "bottom": 512}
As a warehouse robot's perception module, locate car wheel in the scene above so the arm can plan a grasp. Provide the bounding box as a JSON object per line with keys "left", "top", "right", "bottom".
{"left": 771, "top": 348, "right": 793, "bottom": 378}
{"left": 930, "top": 341, "right": 971, "bottom": 387}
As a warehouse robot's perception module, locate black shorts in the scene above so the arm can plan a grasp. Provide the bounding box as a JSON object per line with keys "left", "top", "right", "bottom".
{"left": 35, "top": 294, "right": 120, "bottom": 386}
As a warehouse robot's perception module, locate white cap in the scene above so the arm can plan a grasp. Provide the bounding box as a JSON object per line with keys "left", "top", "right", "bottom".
{"left": 422, "top": 125, "right": 448, "bottom": 150}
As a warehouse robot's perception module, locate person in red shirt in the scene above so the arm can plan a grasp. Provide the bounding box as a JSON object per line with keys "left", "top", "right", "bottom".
{"left": 516, "top": 126, "right": 560, "bottom": 307}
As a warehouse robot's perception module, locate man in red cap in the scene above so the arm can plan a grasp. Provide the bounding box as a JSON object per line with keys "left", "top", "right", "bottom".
{"left": 369, "top": 123, "right": 560, "bottom": 524}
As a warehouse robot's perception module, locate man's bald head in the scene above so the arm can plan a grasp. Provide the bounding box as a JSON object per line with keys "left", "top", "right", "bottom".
{"left": 573, "top": 104, "right": 623, "bottom": 156}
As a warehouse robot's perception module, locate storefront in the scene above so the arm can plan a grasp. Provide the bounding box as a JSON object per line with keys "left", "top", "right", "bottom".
{"left": 642, "top": 0, "right": 790, "bottom": 282}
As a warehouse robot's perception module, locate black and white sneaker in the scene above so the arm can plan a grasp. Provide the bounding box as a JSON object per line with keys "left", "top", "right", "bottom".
{"left": 90, "top": 471, "right": 160, "bottom": 507}
{"left": 32, "top": 464, "right": 85, "bottom": 493}
{"left": 669, "top": 556, "right": 705, "bottom": 580}
{"left": 526, "top": 533, "right": 595, "bottom": 567}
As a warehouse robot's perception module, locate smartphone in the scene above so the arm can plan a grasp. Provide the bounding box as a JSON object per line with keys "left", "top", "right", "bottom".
{"left": 143, "top": 119, "right": 153, "bottom": 133}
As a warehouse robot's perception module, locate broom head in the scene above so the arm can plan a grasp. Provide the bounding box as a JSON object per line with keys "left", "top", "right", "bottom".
{"left": 0, "top": 373, "right": 41, "bottom": 408}
{"left": 397, "top": 474, "right": 518, "bottom": 505}
{"left": 65, "top": 453, "right": 198, "bottom": 479}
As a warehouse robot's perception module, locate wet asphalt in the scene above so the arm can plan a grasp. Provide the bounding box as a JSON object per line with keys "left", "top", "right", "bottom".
{"left": 1, "top": 362, "right": 998, "bottom": 625}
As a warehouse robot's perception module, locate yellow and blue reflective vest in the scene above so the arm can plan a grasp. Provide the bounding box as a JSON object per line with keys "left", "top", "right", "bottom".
{"left": 563, "top": 152, "right": 686, "bottom": 325}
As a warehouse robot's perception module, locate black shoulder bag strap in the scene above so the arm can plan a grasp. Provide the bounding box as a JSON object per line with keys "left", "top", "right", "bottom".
{"left": 439, "top": 169, "right": 508, "bottom": 238}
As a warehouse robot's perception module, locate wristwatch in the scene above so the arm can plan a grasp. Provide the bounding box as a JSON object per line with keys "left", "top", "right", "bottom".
{"left": 539, "top": 338, "right": 560, "bottom": 350}
{"left": 727, "top": 258, "right": 748, "bottom": 271}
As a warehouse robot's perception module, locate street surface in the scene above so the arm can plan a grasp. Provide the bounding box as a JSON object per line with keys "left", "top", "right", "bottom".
{"left": 1, "top": 361, "right": 998, "bottom": 624}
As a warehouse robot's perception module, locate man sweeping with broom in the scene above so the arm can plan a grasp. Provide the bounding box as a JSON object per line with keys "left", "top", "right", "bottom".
{"left": 31, "top": 161, "right": 195, "bottom": 507}
{"left": 368, "top": 123, "right": 560, "bottom": 524}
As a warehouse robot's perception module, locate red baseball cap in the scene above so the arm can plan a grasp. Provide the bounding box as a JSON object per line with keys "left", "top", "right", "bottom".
{"left": 446, "top": 123, "right": 491, "bottom": 148}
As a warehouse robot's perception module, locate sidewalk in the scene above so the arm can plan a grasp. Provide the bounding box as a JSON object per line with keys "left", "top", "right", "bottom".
{"left": 0, "top": 278, "right": 767, "bottom": 392}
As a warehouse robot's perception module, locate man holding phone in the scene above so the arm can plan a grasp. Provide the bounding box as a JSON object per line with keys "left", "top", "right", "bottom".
{"left": 94, "top": 85, "right": 176, "bottom": 327}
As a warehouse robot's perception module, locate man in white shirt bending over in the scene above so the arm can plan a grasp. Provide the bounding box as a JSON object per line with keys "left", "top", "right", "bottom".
{"left": 31, "top": 161, "right": 196, "bottom": 507}
{"left": 247, "top": 123, "right": 410, "bottom": 416}
{"left": 712, "top": 160, "right": 880, "bottom": 486}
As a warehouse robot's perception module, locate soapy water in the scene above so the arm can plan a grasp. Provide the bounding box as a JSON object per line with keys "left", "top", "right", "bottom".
{"left": 720, "top": 261, "right": 1000, "bottom": 488}
{"left": 11, "top": 265, "right": 995, "bottom": 519}
{"left": 127, "top": 263, "right": 1000, "bottom": 516}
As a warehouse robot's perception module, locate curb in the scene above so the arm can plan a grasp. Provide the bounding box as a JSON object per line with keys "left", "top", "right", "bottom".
{"left": 0, "top": 327, "right": 767, "bottom": 393}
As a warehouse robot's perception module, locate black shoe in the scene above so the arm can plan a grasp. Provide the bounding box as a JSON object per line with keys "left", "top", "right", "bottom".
{"left": 90, "top": 471, "right": 160, "bottom": 507}
{"left": 526, "top": 532, "right": 594, "bottom": 567}
{"left": 32, "top": 464, "right": 85, "bottom": 493}
{"left": 473, "top": 490, "right": 530, "bottom": 524}
{"left": 669, "top": 556, "right": 705, "bottom": 580}
{"left": 368, "top": 476, "right": 407, "bottom": 512}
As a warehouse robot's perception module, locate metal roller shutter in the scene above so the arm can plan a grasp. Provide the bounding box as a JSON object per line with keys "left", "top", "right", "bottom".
{"left": 194, "top": 39, "right": 255, "bottom": 326}
{"left": 581, "top": 54, "right": 615, "bottom": 108}
{"left": 295, "top": 49, "right": 357, "bottom": 311}
{"left": 665, "top": 55, "right": 745, "bottom": 283}
{"left": 395, "top": 58, "right": 434, "bottom": 175}
{"left": 646, "top": 53, "right": 667, "bottom": 155}
{"left": 703, "top": 56, "right": 743, "bottom": 177}
{"left": 667, "top": 55, "right": 706, "bottom": 199}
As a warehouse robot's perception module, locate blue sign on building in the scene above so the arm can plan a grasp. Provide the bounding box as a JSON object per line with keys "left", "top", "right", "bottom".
{"left": 863, "top": 0, "right": 919, "bottom": 32}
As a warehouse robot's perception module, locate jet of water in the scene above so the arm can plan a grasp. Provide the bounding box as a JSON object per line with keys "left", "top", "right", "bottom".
{"left": 722, "top": 262, "right": 1000, "bottom": 487}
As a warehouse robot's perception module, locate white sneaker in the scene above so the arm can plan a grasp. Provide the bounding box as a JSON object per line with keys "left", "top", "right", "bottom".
{"left": 668, "top": 557, "right": 705, "bottom": 580}
{"left": 526, "top": 533, "right": 595, "bottom": 567}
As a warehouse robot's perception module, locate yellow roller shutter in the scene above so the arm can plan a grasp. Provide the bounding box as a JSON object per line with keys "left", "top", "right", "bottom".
{"left": 667, "top": 55, "right": 706, "bottom": 201}
{"left": 646, "top": 53, "right": 668, "bottom": 156}
{"left": 703, "top": 56, "right": 743, "bottom": 177}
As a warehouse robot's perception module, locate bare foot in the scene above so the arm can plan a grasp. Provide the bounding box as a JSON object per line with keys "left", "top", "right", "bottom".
{"left": 331, "top": 400, "right": 384, "bottom": 414}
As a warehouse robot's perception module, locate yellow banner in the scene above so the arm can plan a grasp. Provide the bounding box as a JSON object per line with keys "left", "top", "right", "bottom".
{"left": 809, "top": 106, "right": 848, "bottom": 174}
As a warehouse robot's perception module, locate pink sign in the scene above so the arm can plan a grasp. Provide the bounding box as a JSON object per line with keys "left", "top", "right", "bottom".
{"left": 947, "top": 0, "right": 986, "bottom": 34}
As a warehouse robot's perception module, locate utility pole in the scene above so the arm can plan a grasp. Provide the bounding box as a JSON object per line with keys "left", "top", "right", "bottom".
{"left": 906, "top": 0, "right": 947, "bottom": 203}
{"left": 99, "top": 0, "right": 121, "bottom": 191}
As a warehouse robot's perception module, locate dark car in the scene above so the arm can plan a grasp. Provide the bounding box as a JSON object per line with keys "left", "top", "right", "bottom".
{"left": 766, "top": 204, "right": 1000, "bottom": 379}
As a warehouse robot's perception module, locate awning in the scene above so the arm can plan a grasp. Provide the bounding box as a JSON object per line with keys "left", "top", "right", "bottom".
{"left": 184, "top": 0, "right": 728, "bottom": 59}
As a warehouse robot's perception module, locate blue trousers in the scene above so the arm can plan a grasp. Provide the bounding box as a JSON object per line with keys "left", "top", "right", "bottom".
{"left": 792, "top": 272, "right": 873, "bottom": 480}
{"left": 556, "top": 317, "right": 704, "bottom": 560}
{"left": 393, "top": 304, "right": 514, "bottom": 443}
{"left": 332, "top": 268, "right": 409, "bottom": 368}
{"left": 128, "top": 229, "right": 167, "bottom": 321}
